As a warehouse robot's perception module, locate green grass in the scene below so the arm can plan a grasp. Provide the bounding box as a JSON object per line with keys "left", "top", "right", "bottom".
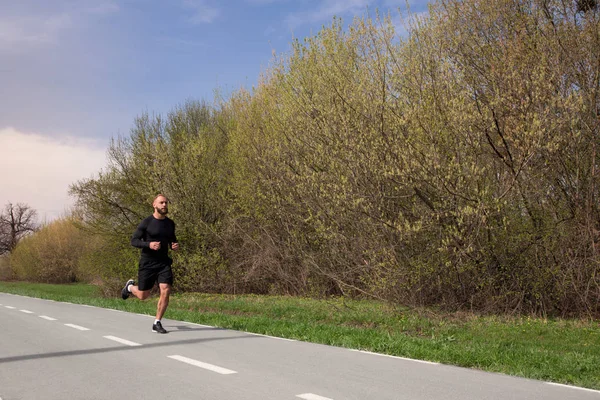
{"left": 1, "top": 281, "right": 598, "bottom": 390}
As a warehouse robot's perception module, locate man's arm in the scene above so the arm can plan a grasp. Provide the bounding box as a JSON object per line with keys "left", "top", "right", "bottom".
{"left": 171, "top": 221, "right": 179, "bottom": 250}
{"left": 131, "top": 219, "right": 149, "bottom": 248}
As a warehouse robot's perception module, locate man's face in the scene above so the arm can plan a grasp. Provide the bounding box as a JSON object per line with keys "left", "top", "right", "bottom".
{"left": 154, "top": 196, "right": 169, "bottom": 215}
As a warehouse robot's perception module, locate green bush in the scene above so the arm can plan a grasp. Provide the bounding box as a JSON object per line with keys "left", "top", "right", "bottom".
{"left": 10, "top": 218, "right": 99, "bottom": 283}
{"left": 0, "top": 255, "right": 13, "bottom": 281}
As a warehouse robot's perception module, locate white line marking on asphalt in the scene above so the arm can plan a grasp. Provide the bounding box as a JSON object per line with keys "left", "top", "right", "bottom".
{"left": 19, "top": 309, "right": 34, "bottom": 314}
{"left": 546, "top": 382, "right": 600, "bottom": 394}
{"left": 351, "top": 349, "right": 439, "bottom": 365}
{"left": 167, "top": 355, "right": 237, "bottom": 375}
{"left": 182, "top": 321, "right": 212, "bottom": 328}
{"left": 39, "top": 315, "right": 57, "bottom": 321}
{"left": 4, "top": 306, "right": 15, "bottom": 309}
{"left": 245, "top": 332, "right": 297, "bottom": 342}
{"left": 64, "top": 323, "right": 90, "bottom": 331}
{"left": 103, "top": 336, "right": 142, "bottom": 347}
{"left": 296, "top": 393, "right": 334, "bottom": 400}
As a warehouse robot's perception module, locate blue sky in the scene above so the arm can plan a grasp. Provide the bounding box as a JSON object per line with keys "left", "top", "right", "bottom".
{"left": 0, "top": 0, "right": 427, "bottom": 220}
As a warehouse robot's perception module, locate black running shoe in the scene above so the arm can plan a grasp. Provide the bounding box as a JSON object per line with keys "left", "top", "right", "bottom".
{"left": 121, "top": 279, "right": 134, "bottom": 300}
{"left": 152, "top": 321, "right": 168, "bottom": 334}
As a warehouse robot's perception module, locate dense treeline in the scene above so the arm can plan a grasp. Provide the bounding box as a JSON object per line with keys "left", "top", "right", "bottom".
{"left": 38, "top": 0, "right": 599, "bottom": 316}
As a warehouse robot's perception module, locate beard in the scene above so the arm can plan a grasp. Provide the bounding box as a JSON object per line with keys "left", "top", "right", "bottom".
{"left": 156, "top": 207, "right": 168, "bottom": 215}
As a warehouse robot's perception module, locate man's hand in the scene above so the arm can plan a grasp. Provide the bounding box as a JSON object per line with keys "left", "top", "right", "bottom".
{"left": 171, "top": 242, "right": 179, "bottom": 251}
{"left": 149, "top": 241, "right": 161, "bottom": 250}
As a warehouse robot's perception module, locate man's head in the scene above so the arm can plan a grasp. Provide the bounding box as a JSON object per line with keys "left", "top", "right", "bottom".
{"left": 153, "top": 194, "right": 169, "bottom": 216}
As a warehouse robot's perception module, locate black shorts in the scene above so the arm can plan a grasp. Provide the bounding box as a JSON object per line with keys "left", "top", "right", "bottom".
{"left": 138, "top": 258, "right": 173, "bottom": 291}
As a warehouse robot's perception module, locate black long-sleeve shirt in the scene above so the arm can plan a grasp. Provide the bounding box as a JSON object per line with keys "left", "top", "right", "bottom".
{"left": 131, "top": 215, "right": 177, "bottom": 260}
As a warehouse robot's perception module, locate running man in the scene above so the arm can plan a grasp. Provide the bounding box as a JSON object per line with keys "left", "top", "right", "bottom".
{"left": 121, "top": 194, "right": 179, "bottom": 334}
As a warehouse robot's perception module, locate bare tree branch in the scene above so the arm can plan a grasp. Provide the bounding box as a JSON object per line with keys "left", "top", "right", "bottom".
{"left": 0, "top": 203, "right": 38, "bottom": 254}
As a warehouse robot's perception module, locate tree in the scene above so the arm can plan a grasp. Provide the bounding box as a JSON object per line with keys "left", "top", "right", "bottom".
{"left": 67, "top": 0, "right": 600, "bottom": 315}
{"left": 577, "top": 0, "right": 597, "bottom": 13}
{"left": 0, "top": 203, "right": 38, "bottom": 255}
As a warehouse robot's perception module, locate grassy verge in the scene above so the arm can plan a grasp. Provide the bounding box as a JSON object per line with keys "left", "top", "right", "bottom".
{"left": 1, "top": 281, "right": 598, "bottom": 390}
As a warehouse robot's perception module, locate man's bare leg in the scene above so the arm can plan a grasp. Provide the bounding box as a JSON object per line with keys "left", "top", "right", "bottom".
{"left": 122, "top": 279, "right": 170, "bottom": 333}
{"left": 130, "top": 285, "right": 151, "bottom": 300}
{"left": 122, "top": 279, "right": 151, "bottom": 300}
{"left": 156, "top": 283, "right": 171, "bottom": 321}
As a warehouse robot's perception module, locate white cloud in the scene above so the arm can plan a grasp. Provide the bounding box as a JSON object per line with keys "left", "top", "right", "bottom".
{"left": 245, "top": 0, "right": 286, "bottom": 4}
{"left": 85, "top": 2, "right": 120, "bottom": 15}
{"left": 0, "top": 127, "right": 107, "bottom": 222}
{"left": 183, "top": 0, "right": 220, "bottom": 24}
{"left": 0, "top": 13, "right": 71, "bottom": 50}
{"left": 285, "top": 0, "right": 372, "bottom": 28}
{"left": 0, "top": 1, "right": 120, "bottom": 52}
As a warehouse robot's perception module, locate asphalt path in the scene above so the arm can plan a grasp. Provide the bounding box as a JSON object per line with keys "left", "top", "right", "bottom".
{"left": 0, "top": 293, "right": 598, "bottom": 400}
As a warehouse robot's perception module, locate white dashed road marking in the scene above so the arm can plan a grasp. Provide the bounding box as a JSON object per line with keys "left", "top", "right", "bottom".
{"left": 296, "top": 394, "right": 334, "bottom": 400}
{"left": 8, "top": 294, "right": 600, "bottom": 398}
{"left": 103, "top": 336, "right": 142, "bottom": 347}
{"left": 64, "top": 323, "right": 90, "bottom": 331}
{"left": 168, "top": 355, "right": 237, "bottom": 375}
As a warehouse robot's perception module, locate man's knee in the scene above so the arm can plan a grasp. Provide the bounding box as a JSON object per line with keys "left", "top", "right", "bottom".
{"left": 138, "top": 290, "right": 151, "bottom": 300}
{"left": 159, "top": 284, "right": 171, "bottom": 296}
